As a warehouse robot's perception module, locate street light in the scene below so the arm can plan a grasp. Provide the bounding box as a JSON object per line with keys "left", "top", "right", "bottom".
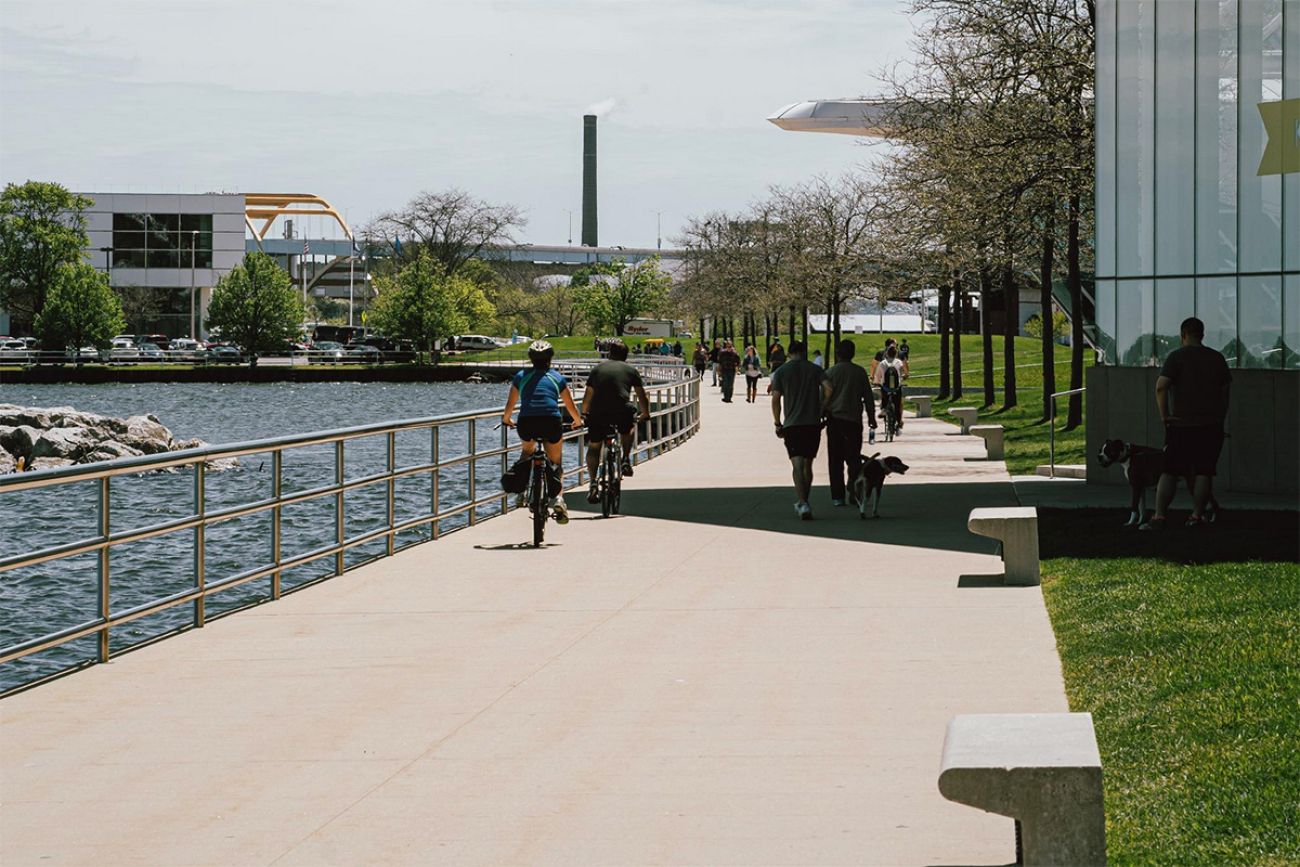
{"left": 564, "top": 210, "right": 573, "bottom": 245}
{"left": 189, "top": 230, "right": 199, "bottom": 341}
{"left": 99, "top": 246, "right": 113, "bottom": 286}
{"left": 652, "top": 210, "right": 662, "bottom": 250}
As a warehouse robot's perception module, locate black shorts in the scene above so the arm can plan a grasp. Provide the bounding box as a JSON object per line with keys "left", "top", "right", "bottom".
{"left": 781, "top": 424, "right": 822, "bottom": 460}
{"left": 1164, "top": 424, "right": 1224, "bottom": 477}
{"left": 516, "top": 415, "right": 564, "bottom": 444}
{"left": 587, "top": 405, "right": 636, "bottom": 440}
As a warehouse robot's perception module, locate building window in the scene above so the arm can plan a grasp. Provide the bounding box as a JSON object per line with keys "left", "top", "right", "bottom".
{"left": 112, "top": 212, "right": 213, "bottom": 269}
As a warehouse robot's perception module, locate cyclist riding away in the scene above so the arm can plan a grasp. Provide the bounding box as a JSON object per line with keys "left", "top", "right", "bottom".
{"left": 873, "top": 343, "right": 907, "bottom": 434}
{"left": 501, "top": 340, "right": 584, "bottom": 524}
{"left": 581, "top": 338, "right": 651, "bottom": 503}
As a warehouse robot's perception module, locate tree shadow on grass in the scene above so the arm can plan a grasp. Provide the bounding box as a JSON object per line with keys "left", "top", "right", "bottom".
{"left": 1038, "top": 508, "right": 1300, "bottom": 564}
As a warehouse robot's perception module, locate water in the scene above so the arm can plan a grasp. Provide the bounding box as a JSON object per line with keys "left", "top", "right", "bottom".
{"left": 0, "top": 381, "right": 584, "bottom": 692}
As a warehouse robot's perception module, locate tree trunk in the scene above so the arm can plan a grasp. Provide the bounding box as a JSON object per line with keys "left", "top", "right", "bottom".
{"left": 1039, "top": 220, "right": 1057, "bottom": 421}
{"left": 1001, "top": 257, "right": 1018, "bottom": 410}
{"left": 801, "top": 306, "right": 809, "bottom": 347}
{"left": 979, "top": 265, "right": 995, "bottom": 407}
{"left": 938, "top": 283, "right": 951, "bottom": 400}
{"left": 951, "top": 282, "right": 963, "bottom": 401}
{"left": 1067, "top": 194, "right": 1085, "bottom": 429}
{"left": 788, "top": 306, "right": 796, "bottom": 345}
{"left": 823, "top": 298, "right": 833, "bottom": 363}
{"left": 832, "top": 293, "right": 842, "bottom": 345}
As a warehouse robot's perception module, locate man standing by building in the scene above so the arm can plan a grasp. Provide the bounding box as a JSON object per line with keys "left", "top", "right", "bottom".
{"left": 1145, "top": 317, "right": 1231, "bottom": 529}
{"left": 770, "top": 340, "right": 832, "bottom": 520}
{"left": 717, "top": 340, "right": 741, "bottom": 402}
{"left": 824, "top": 339, "right": 877, "bottom": 507}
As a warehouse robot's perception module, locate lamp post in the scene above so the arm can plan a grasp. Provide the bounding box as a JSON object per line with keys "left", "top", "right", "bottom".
{"left": 653, "top": 210, "right": 662, "bottom": 250}
{"left": 565, "top": 210, "right": 573, "bottom": 245}
{"left": 189, "top": 230, "right": 199, "bottom": 341}
{"left": 348, "top": 237, "right": 356, "bottom": 328}
{"left": 99, "top": 246, "right": 113, "bottom": 286}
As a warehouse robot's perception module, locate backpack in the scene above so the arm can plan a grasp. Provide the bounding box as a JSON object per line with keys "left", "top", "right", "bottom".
{"left": 500, "top": 456, "right": 531, "bottom": 493}
{"left": 883, "top": 363, "right": 901, "bottom": 390}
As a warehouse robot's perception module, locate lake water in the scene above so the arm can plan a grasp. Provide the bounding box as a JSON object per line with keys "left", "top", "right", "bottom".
{"left": 0, "top": 381, "right": 582, "bottom": 692}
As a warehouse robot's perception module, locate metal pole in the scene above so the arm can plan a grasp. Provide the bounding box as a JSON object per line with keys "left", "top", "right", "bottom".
{"left": 335, "top": 440, "right": 345, "bottom": 576}
{"left": 190, "top": 230, "right": 198, "bottom": 341}
{"left": 194, "top": 461, "right": 206, "bottom": 627}
{"left": 97, "top": 476, "right": 111, "bottom": 663}
{"left": 271, "top": 450, "right": 282, "bottom": 599}
{"left": 468, "top": 419, "right": 477, "bottom": 526}
{"left": 431, "top": 425, "right": 440, "bottom": 539}
{"left": 386, "top": 431, "right": 396, "bottom": 556}
{"left": 348, "top": 242, "right": 355, "bottom": 327}
{"left": 501, "top": 422, "right": 510, "bottom": 514}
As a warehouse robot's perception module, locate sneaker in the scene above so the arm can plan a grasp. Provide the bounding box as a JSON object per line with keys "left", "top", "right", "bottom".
{"left": 1138, "top": 517, "right": 1166, "bottom": 531}
{"left": 551, "top": 498, "right": 569, "bottom": 525}
{"left": 587, "top": 481, "right": 600, "bottom": 504}
{"left": 868, "top": 429, "right": 876, "bottom": 445}
{"left": 621, "top": 460, "right": 634, "bottom": 478}
{"left": 795, "top": 501, "right": 812, "bottom": 520}
{"left": 831, "top": 498, "right": 847, "bottom": 507}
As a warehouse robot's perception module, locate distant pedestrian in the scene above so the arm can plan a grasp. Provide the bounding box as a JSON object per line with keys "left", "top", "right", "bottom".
{"left": 770, "top": 340, "right": 831, "bottom": 520}
{"left": 812, "top": 349, "right": 824, "bottom": 368}
{"left": 693, "top": 343, "right": 708, "bottom": 378}
{"left": 1144, "top": 316, "right": 1231, "bottom": 530}
{"left": 673, "top": 340, "right": 683, "bottom": 357}
{"left": 870, "top": 337, "right": 896, "bottom": 380}
{"left": 718, "top": 340, "right": 741, "bottom": 402}
{"left": 824, "top": 339, "right": 877, "bottom": 507}
{"left": 769, "top": 341, "right": 786, "bottom": 371}
{"left": 741, "top": 344, "right": 763, "bottom": 402}
{"left": 899, "top": 338, "right": 910, "bottom": 362}
{"left": 709, "top": 339, "right": 721, "bottom": 386}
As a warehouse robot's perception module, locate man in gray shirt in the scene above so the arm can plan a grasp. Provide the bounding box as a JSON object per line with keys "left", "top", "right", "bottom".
{"left": 770, "top": 340, "right": 832, "bottom": 520}
{"left": 824, "top": 339, "right": 877, "bottom": 507}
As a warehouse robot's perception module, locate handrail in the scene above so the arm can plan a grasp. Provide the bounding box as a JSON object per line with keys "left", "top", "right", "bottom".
{"left": 0, "top": 361, "right": 703, "bottom": 688}
{"left": 1047, "top": 387, "right": 1086, "bottom": 478}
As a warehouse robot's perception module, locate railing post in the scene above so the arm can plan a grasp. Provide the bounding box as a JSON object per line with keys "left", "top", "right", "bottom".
{"left": 1050, "top": 398, "right": 1057, "bottom": 479}
{"left": 335, "top": 440, "right": 345, "bottom": 575}
{"left": 271, "top": 450, "right": 282, "bottom": 599}
{"left": 386, "top": 431, "right": 396, "bottom": 556}
{"left": 194, "top": 461, "right": 206, "bottom": 627}
{"left": 431, "top": 425, "right": 440, "bottom": 540}
{"left": 500, "top": 421, "right": 510, "bottom": 514}
{"left": 97, "top": 476, "right": 111, "bottom": 662}
{"left": 468, "top": 418, "right": 478, "bottom": 526}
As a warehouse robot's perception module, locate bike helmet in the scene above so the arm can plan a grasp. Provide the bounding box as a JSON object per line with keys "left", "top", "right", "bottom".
{"left": 527, "top": 339, "right": 554, "bottom": 367}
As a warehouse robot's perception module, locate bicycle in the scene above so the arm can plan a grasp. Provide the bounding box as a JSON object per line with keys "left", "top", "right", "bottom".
{"left": 592, "top": 426, "right": 623, "bottom": 518}
{"left": 502, "top": 419, "right": 579, "bottom": 548}
{"left": 881, "top": 389, "right": 900, "bottom": 443}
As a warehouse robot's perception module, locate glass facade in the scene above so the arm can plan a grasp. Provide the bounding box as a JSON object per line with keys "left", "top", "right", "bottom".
{"left": 1096, "top": 0, "right": 1299, "bottom": 368}
{"left": 112, "top": 213, "right": 214, "bottom": 269}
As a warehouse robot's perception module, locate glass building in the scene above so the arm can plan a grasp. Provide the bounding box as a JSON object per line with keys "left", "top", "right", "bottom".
{"left": 1091, "top": 0, "right": 1299, "bottom": 494}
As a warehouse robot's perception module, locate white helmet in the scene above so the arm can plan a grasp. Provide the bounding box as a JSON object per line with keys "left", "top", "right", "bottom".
{"left": 527, "top": 339, "right": 554, "bottom": 364}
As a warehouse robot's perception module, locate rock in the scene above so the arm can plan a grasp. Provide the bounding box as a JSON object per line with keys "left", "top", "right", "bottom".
{"left": 0, "top": 406, "right": 52, "bottom": 430}
{"left": 122, "top": 415, "right": 173, "bottom": 454}
{"left": 82, "top": 441, "right": 144, "bottom": 463}
{"left": 0, "top": 449, "right": 15, "bottom": 475}
{"left": 31, "top": 427, "right": 101, "bottom": 460}
{"left": 28, "top": 457, "right": 73, "bottom": 472}
{"left": 173, "top": 437, "right": 239, "bottom": 471}
{"left": 0, "top": 426, "right": 41, "bottom": 460}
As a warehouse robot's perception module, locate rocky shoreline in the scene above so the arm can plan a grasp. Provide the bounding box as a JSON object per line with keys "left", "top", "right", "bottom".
{"left": 0, "top": 405, "right": 236, "bottom": 474}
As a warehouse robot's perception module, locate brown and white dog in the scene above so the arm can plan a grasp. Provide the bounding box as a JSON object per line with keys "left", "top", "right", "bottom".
{"left": 850, "top": 453, "right": 909, "bottom": 519}
{"left": 1097, "top": 438, "right": 1220, "bottom": 526}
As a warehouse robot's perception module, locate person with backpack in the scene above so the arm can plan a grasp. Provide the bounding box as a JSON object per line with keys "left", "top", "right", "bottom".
{"left": 501, "top": 340, "right": 584, "bottom": 524}
{"left": 768, "top": 340, "right": 786, "bottom": 371}
{"left": 873, "top": 343, "right": 907, "bottom": 433}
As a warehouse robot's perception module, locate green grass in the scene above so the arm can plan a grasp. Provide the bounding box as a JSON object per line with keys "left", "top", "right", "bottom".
{"left": 929, "top": 395, "right": 1086, "bottom": 476}
{"left": 1040, "top": 538, "right": 1300, "bottom": 865}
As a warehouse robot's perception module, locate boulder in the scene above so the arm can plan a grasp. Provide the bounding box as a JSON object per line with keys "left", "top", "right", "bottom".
{"left": 82, "top": 441, "right": 145, "bottom": 463}
{"left": 0, "top": 425, "right": 41, "bottom": 460}
{"left": 28, "top": 457, "right": 74, "bottom": 472}
{"left": 0, "top": 406, "right": 52, "bottom": 430}
{"left": 0, "top": 449, "right": 15, "bottom": 475}
{"left": 122, "top": 415, "right": 173, "bottom": 454}
{"left": 31, "top": 427, "right": 101, "bottom": 460}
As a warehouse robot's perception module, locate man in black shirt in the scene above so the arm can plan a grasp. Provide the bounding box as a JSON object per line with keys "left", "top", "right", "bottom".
{"left": 1146, "top": 316, "right": 1232, "bottom": 529}
{"left": 824, "top": 340, "right": 877, "bottom": 506}
{"left": 581, "top": 338, "right": 651, "bottom": 502}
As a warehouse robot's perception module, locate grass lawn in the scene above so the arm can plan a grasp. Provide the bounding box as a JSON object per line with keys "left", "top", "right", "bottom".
{"left": 1038, "top": 510, "right": 1300, "bottom": 865}
{"left": 929, "top": 395, "right": 1086, "bottom": 476}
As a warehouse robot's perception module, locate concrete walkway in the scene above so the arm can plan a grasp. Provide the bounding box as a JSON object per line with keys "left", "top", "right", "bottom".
{"left": 1, "top": 389, "right": 1068, "bottom": 866}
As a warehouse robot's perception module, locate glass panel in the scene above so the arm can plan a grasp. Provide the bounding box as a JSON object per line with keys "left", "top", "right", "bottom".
{"left": 1155, "top": 278, "right": 1196, "bottom": 358}
{"left": 113, "top": 249, "right": 146, "bottom": 269}
{"left": 1283, "top": 275, "right": 1299, "bottom": 368}
{"left": 147, "top": 248, "right": 180, "bottom": 268}
{"left": 1284, "top": 0, "right": 1300, "bottom": 270}
{"left": 1096, "top": 279, "right": 1117, "bottom": 363}
{"left": 1239, "top": 276, "right": 1283, "bottom": 367}
{"left": 179, "top": 214, "right": 214, "bottom": 233}
{"left": 1238, "top": 0, "right": 1283, "bottom": 272}
{"left": 1195, "top": 0, "right": 1238, "bottom": 273}
{"left": 113, "top": 213, "right": 146, "bottom": 231}
{"left": 1116, "top": 279, "right": 1155, "bottom": 365}
{"left": 112, "top": 231, "right": 144, "bottom": 250}
{"left": 1096, "top": 0, "right": 1118, "bottom": 278}
{"left": 1196, "top": 276, "right": 1238, "bottom": 359}
{"left": 1155, "top": 0, "right": 1196, "bottom": 274}
{"left": 1115, "top": 0, "right": 1156, "bottom": 276}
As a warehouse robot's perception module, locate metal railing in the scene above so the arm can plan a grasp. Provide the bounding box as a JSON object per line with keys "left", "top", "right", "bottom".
{"left": 1047, "top": 387, "right": 1086, "bottom": 478}
{"left": 0, "top": 361, "right": 700, "bottom": 685}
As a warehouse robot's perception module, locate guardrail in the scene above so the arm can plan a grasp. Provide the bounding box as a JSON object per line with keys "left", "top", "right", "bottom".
{"left": 1047, "top": 387, "right": 1086, "bottom": 478}
{"left": 0, "top": 360, "right": 700, "bottom": 690}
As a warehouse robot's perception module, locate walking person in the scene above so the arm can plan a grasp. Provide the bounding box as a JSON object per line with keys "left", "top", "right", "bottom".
{"left": 824, "top": 339, "right": 877, "bottom": 507}
{"left": 741, "top": 344, "right": 763, "bottom": 403}
{"left": 1143, "top": 316, "right": 1231, "bottom": 530}
{"left": 709, "top": 339, "right": 721, "bottom": 386}
{"left": 769, "top": 340, "right": 786, "bottom": 371}
{"left": 693, "top": 342, "right": 708, "bottom": 378}
{"left": 811, "top": 348, "right": 824, "bottom": 369}
{"left": 899, "top": 338, "right": 910, "bottom": 363}
{"left": 770, "top": 340, "right": 832, "bottom": 520}
{"left": 717, "top": 340, "right": 741, "bottom": 403}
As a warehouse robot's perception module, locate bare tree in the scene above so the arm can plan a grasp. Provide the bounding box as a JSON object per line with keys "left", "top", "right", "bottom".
{"left": 368, "top": 189, "right": 526, "bottom": 277}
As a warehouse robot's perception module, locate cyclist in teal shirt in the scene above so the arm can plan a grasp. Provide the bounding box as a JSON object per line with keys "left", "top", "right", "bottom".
{"left": 502, "top": 340, "right": 583, "bottom": 523}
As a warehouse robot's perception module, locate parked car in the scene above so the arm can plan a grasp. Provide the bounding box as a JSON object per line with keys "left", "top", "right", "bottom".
{"left": 350, "top": 336, "right": 418, "bottom": 362}
{"left": 0, "top": 339, "right": 32, "bottom": 363}
{"left": 167, "top": 338, "right": 204, "bottom": 360}
{"left": 454, "top": 335, "right": 502, "bottom": 352}
{"left": 137, "top": 333, "right": 170, "bottom": 351}
{"left": 137, "top": 342, "right": 165, "bottom": 361}
{"left": 206, "top": 344, "right": 242, "bottom": 364}
{"left": 344, "top": 343, "right": 382, "bottom": 363}
{"left": 309, "top": 341, "right": 347, "bottom": 363}
{"left": 108, "top": 338, "right": 140, "bottom": 364}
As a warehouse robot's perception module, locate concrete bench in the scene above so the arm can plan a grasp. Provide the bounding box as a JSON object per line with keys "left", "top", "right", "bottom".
{"left": 970, "top": 424, "right": 1005, "bottom": 460}
{"left": 908, "top": 395, "right": 933, "bottom": 418}
{"left": 939, "top": 713, "right": 1106, "bottom": 866}
{"left": 949, "top": 406, "right": 979, "bottom": 434}
{"left": 968, "top": 506, "right": 1039, "bottom": 585}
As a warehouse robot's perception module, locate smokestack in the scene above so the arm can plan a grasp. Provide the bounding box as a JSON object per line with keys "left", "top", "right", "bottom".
{"left": 581, "top": 114, "right": 598, "bottom": 247}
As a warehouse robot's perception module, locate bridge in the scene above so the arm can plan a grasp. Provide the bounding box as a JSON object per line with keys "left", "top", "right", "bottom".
{"left": 0, "top": 363, "right": 1066, "bottom": 865}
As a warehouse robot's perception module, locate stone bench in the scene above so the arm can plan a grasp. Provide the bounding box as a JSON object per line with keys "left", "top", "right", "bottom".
{"left": 970, "top": 424, "right": 1005, "bottom": 460}
{"left": 908, "top": 395, "right": 933, "bottom": 418}
{"left": 939, "top": 713, "right": 1106, "bottom": 866}
{"left": 968, "top": 506, "right": 1039, "bottom": 585}
{"left": 949, "top": 406, "right": 979, "bottom": 434}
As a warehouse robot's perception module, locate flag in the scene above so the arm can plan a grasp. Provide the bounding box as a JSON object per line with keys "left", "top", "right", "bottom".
{"left": 352, "top": 239, "right": 361, "bottom": 256}
{"left": 302, "top": 239, "right": 310, "bottom": 255}
{"left": 392, "top": 236, "right": 403, "bottom": 255}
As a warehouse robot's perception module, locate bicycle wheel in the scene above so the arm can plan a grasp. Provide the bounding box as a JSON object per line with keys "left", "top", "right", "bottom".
{"left": 885, "top": 406, "right": 895, "bottom": 442}
{"left": 602, "top": 444, "right": 617, "bottom": 518}
{"left": 531, "top": 460, "right": 546, "bottom": 547}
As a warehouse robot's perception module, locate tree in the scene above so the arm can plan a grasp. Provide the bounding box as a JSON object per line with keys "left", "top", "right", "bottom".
{"left": 205, "top": 252, "right": 304, "bottom": 366}
{"left": 368, "top": 189, "right": 526, "bottom": 277}
{"left": 573, "top": 257, "right": 672, "bottom": 336}
{"left": 34, "top": 262, "right": 125, "bottom": 360}
{"left": 367, "top": 250, "right": 495, "bottom": 362}
{"left": 0, "top": 181, "right": 92, "bottom": 331}
{"left": 117, "top": 285, "right": 162, "bottom": 334}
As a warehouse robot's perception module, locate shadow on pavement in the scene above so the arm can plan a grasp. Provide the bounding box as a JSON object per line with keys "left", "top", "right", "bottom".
{"left": 1038, "top": 508, "right": 1300, "bottom": 564}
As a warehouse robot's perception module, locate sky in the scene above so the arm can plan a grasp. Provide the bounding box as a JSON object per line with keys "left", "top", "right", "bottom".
{"left": 0, "top": 0, "right": 916, "bottom": 249}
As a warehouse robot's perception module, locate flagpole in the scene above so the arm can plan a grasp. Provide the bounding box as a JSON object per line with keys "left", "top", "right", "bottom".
{"left": 348, "top": 240, "right": 356, "bottom": 327}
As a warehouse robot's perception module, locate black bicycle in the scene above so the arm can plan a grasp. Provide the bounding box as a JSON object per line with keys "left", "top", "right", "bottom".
{"left": 593, "top": 428, "right": 623, "bottom": 518}
{"left": 503, "top": 421, "right": 576, "bottom": 548}
{"left": 881, "top": 389, "right": 900, "bottom": 443}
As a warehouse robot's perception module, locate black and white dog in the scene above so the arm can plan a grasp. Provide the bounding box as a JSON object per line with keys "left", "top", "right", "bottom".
{"left": 850, "top": 453, "right": 910, "bottom": 519}
{"left": 1097, "top": 438, "right": 1220, "bottom": 526}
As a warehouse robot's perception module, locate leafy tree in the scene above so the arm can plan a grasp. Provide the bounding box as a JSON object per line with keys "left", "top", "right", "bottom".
{"left": 0, "top": 181, "right": 92, "bottom": 330}
{"left": 34, "top": 262, "right": 125, "bottom": 360}
{"left": 1025, "top": 310, "right": 1069, "bottom": 340}
{"left": 205, "top": 252, "right": 304, "bottom": 366}
{"left": 573, "top": 257, "right": 672, "bottom": 336}
{"left": 117, "top": 284, "right": 162, "bottom": 333}
{"left": 368, "top": 250, "right": 495, "bottom": 362}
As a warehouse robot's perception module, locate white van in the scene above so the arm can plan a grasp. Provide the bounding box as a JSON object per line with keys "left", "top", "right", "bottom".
{"left": 455, "top": 335, "right": 502, "bottom": 352}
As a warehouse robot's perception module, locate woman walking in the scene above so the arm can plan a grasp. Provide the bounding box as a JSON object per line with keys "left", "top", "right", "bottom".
{"left": 742, "top": 345, "right": 763, "bottom": 403}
